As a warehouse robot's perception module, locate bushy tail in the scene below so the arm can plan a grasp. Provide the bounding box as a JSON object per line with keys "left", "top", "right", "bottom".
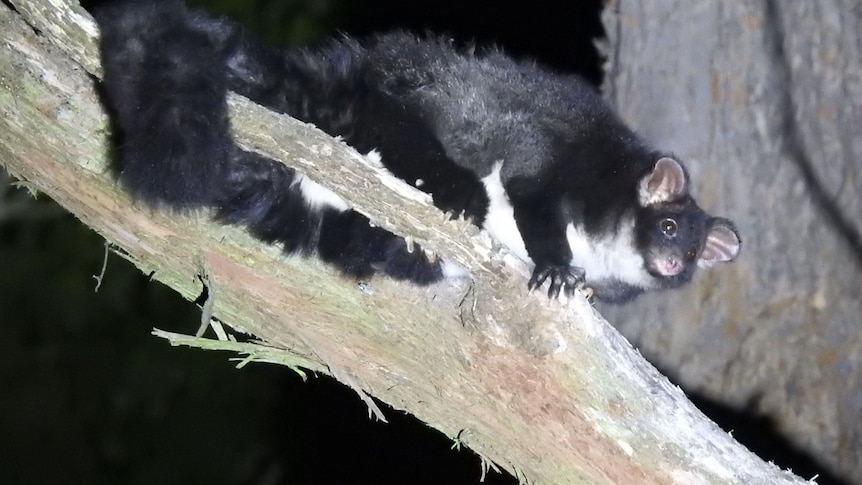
{"left": 94, "top": 0, "right": 451, "bottom": 284}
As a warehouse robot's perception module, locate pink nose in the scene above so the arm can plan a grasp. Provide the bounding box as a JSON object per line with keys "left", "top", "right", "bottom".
{"left": 660, "top": 257, "right": 683, "bottom": 276}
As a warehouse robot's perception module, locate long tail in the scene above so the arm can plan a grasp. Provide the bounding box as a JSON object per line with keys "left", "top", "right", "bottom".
{"left": 94, "top": 0, "right": 451, "bottom": 284}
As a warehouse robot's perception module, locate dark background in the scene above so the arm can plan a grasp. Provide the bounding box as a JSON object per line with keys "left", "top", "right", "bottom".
{"left": 1, "top": 0, "right": 848, "bottom": 484}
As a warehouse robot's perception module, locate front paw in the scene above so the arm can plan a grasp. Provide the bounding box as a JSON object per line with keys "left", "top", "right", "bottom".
{"left": 432, "top": 180, "right": 488, "bottom": 224}
{"left": 528, "top": 265, "right": 586, "bottom": 299}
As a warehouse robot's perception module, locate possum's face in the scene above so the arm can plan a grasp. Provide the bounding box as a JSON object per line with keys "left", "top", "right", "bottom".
{"left": 635, "top": 157, "right": 741, "bottom": 288}
{"left": 636, "top": 200, "right": 711, "bottom": 286}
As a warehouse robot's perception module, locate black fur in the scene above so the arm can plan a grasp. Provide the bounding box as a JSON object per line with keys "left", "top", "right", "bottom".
{"left": 95, "top": 0, "right": 447, "bottom": 284}
{"left": 93, "top": 0, "right": 740, "bottom": 301}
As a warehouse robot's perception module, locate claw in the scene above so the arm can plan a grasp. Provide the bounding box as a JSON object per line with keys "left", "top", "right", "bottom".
{"left": 529, "top": 265, "right": 587, "bottom": 301}
{"left": 528, "top": 267, "right": 551, "bottom": 292}
{"left": 548, "top": 277, "right": 563, "bottom": 299}
{"left": 442, "top": 210, "right": 465, "bottom": 222}
{"left": 562, "top": 277, "right": 576, "bottom": 298}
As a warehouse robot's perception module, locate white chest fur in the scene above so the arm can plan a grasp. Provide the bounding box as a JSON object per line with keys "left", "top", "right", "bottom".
{"left": 480, "top": 162, "right": 653, "bottom": 290}
{"left": 480, "top": 162, "right": 530, "bottom": 262}
{"left": 565, "top": 219, "right": 654, "bottom": 288}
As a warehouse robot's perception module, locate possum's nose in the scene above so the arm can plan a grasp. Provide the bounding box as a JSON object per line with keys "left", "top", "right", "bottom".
{"left": 656, "top": 256, "right": 683, "bottom": 276}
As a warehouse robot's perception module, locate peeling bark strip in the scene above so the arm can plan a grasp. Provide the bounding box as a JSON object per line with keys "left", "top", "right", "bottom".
{"left": 0, "top": 0, "right": 809, "bottom": 483}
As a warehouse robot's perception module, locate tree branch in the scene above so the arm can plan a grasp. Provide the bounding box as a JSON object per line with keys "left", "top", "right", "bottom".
{"left": 0, "top": 1, "right": 810, "bottom": 483}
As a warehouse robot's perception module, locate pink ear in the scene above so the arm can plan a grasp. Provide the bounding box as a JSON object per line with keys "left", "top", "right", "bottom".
{"left": 638, "top": 157, "right": 688, "bottom": 206}
{"left": 698, "top": 221, "right": 741, "bottom": 268}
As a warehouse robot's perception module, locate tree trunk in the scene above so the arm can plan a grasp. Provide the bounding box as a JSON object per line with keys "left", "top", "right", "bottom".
{"left": 0, "top": 0, "right": 815, "bottom": 483}
{"left": 602, "top": 1, "right": 862, "bottom": 483}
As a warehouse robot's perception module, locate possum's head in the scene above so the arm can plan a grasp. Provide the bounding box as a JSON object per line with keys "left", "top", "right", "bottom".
{"left": 635, "top": 157, "right": 740, "bottom": 288}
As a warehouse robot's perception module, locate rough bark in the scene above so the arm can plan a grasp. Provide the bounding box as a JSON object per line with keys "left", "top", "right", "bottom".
{"left": 0, "top": 0, "right": 812, "bottom": 483}
{"left": 602, "top": 1, "right": 862, "bottom": 483}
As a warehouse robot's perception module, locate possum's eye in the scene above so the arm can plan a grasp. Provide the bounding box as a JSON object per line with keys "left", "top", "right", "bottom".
{"left": 659, "top": 218, "right": 677, "bottom": 237}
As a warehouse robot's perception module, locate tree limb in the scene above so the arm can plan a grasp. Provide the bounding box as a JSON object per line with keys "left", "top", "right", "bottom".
{"left": 0, "top": 1, "right": 810, "bottom": 483}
